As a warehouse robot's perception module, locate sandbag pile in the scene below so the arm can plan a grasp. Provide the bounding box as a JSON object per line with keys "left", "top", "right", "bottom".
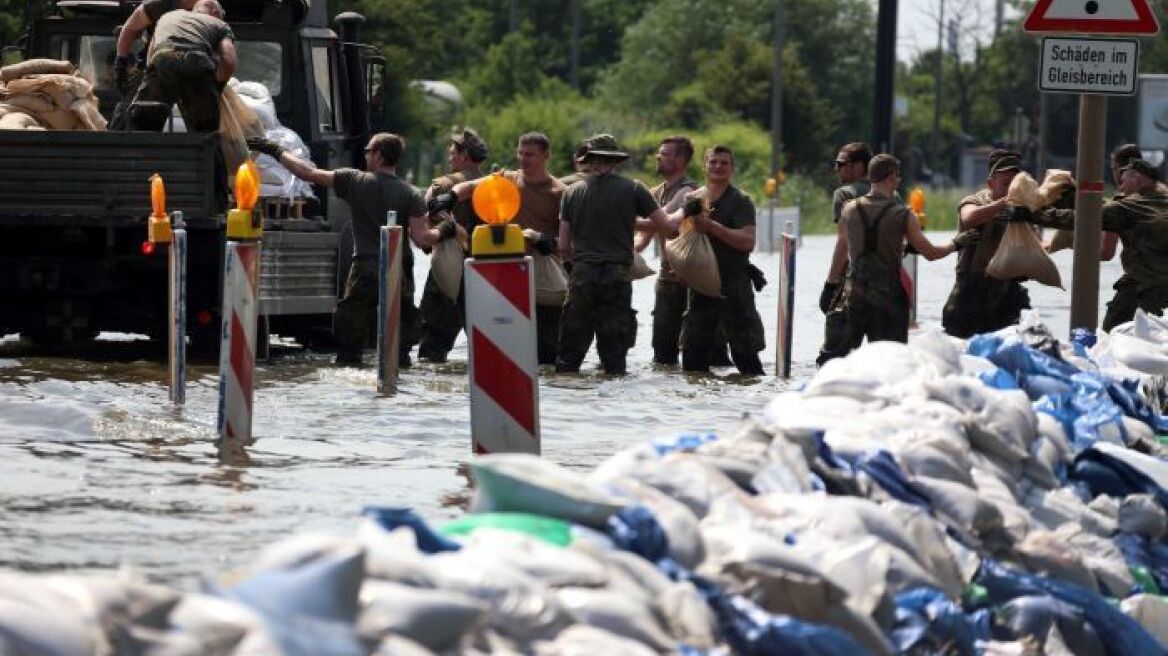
{"left": 4, "top": 314, "right": 1168, "bottom": 655}
{"left": 0, "top": 59, "right": 106, "bottom": 131}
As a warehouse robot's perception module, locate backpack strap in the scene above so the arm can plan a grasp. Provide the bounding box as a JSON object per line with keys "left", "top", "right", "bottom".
{"left": 855, "top": 198, "right": 895, "bottom": 255}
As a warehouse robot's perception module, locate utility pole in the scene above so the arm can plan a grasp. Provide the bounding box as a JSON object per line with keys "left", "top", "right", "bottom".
{"left": 874, "top": 0, "right": 898, "bottom": 153}
{"left": 770, "top": 0, "right": 784, "bottom": 175}
{"left": 931, "top": 0, "right": 944, "bottom": 179}
{"left": 570, "top": 0, "right": 581, "bottom": 90}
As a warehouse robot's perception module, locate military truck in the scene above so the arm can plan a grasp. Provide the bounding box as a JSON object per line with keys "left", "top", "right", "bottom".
{"left": 0, "top": 0, "right": 390, "bottom": 351}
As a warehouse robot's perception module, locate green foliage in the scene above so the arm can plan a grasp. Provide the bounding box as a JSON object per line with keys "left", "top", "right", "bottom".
{"left": 458, "top": 27, "right": 549, "bottom": 107}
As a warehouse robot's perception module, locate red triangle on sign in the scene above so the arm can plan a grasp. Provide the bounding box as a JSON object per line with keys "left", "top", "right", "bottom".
{"left": 1025, "top": 0, "right": 1160, "bottom": 34}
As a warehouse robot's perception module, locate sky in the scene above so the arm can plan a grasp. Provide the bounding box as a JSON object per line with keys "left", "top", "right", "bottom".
{"left": 895, "top": 0, "right": 1022, "bottom": 62}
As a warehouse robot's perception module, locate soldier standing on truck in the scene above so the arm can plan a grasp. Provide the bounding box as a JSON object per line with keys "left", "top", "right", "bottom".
{"left": 122, "top": 0, "right": 236, "bottom": 133}
{"left": 434, "top": 132, "right": 567, "bottom": 365}
{"left": 248, "top": 132, "right": 455, "bottom": 366}
{"left": 416, "top": 128, "right": 488, "bottom": 363}
{"left": 114, "top": 0, "right": 197, "bottom": 95}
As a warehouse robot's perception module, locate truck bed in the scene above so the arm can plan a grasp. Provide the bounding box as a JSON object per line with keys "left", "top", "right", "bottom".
{"left": 0, "top": 130, "right": 220, "bottom": 227}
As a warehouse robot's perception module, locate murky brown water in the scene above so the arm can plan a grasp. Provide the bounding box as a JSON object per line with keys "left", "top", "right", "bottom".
{"left": 0, "top": 235, "right": 1122, "bottom": 586}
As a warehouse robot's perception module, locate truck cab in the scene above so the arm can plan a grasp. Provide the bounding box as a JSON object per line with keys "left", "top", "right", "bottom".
{"left": 0, "top": 0, "right": 390, "bottom": 349}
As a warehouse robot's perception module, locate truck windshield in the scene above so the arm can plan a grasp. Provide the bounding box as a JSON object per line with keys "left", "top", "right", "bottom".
{"left": 73, "top": 36, "right": 283, "bottom": 99}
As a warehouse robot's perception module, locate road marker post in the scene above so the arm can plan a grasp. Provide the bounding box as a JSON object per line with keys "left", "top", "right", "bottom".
{"left": 377, "top": 212, "right": 404, "bottom": 394}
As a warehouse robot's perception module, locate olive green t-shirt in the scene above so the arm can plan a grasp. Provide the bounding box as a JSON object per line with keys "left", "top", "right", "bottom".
{"left": 832, "top": 179, "right": 872, "bottom": 223}
{"left": 701, "top": 184, "right": 756, "bottom": 295}
{"left": 955, "top": 188, "right": 1008, "bottom": 275}
{"left": 143, "top": 0, "right": 183, "bottom": 22}
{"left": 560, "top": 172, "right": 659, "bottom": 266}
{"left": 334, "top": 169, "right": 425, "bottom": 263}
{"left": 503, "top": 170, "right": 564, "bottom": 238}
{"left": 150, "top": 11, "right": 233, "bottom": 58}
{"left": 431, "top": 167, "right": 483, "bottom": 232}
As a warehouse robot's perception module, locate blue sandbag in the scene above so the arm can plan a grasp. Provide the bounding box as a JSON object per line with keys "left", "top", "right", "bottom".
{"left": 1072, "top": 447, "right": 1168, "bottom": 510}
{"left": 606, "top": 505, "right": 669, "bottom": 563}
{"left": 994, "top": 595, "right": 1105, "bottom": 656}
{"left": 978, "top": 367, "right": 1020, "bottom": 391}
{"left": 891, "top": 588, "right": 989, "bottom": 656}
{"left": 968, "top": 334, "right": 1079, "bottom": 382}
{"left": 850, "top": 450, "right": 933, "bottom": 511}
{"left": 975, "top": 560, "right": 1168, "bottom": 656}
{"left": 361, "top": 507, "right": 461, "bottom": 554}
{"left": 1115, "top": 532, "right": 1168, "bottom": 593}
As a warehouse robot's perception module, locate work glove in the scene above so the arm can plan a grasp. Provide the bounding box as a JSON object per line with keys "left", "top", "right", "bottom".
{"left": 114, "top": 54, "right": 132, "bottom": 93}
{"left": 748, "top": 263, "right": 767, "bottom": 292}
{"left": 428, "top": 192, "right": 457, "bottom": 215}
{"left": 682, "top": 196, "right": 703, "bottom": 218}
{"left": 436, "top": 218, "right": 458, "bottom": 241}
{"left": 523, "top": 229, "right": 556, "bottom": 255}
{"left": 246, "top": 137, "right": 285, "bottom": 160}
{"left": 951, "top": 230, "right": 980, "bottom": 250}
{"left": 1008, "top": 205, "right": 1034, "bottom": 223}
{"left": 819, "top": 281, "right": 840, "bottom": 314}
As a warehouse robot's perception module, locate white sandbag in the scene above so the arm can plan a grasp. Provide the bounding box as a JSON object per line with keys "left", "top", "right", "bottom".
{"left": 896, "top": 443, "right": 976, "bottom": 488}
{"left": 1121, "top": 594, "right": 1168, "bottom": 649}
{"left": 753, "top": 430, "right": 817, "bottom": 495}
{"left": 1120, "top": 494, "right": 1168, "bottom": 540}
{"left": 458, "top": 529, "right": 610, "bottom": 588}
{"left": 913, "top": 475, "right": 1005, "bottom": 540}
{"left": 605, "top": 452, "right": 744, "bottom": 519}
{"left": 605, "top": 476, "right": 706, "bottom": 569}
{"left": 556, "top": 588, "right": 674, "bottom": 650}
{"left": 762, "top": 391, "right": 872, "bottom": 440}
{"left": 533, "top": 625, "right": 661, "bottom": 656}
{"left": 372, "top": 634, "right": 437, "bottom": 656}
{"left": 659, "top": 581, "right": 720, "bottom": 648}
{"left": 533, "top": 252, "right": 568, "bottom": 306}
{"left": 469, "top": 454, "right": 627, "bottom": 528}
{"left": 429, "top": 237, "right": 464, "bottom": 300}
{"left": 1023, "top": 486, "right": 1117, "bottom": 536}
{"left": 666, "top": 219, "right": 720, "bottom": 297}
{"left": 1035, "top": 412, "right": 1073, "bottom": 462}
{"left": 356, "top": 522, "right": 439, "bottom": 587}
{"left": 1053, "top": 524, "right": 1135, "bottom": 597}
{"left": 0, "top": 582, "right": 101, "bottom": 656}
{"left": 925, "top": 377, "right": 1036, "bottom": 464}
{"left": 695, "top": 436, "right": 771, "bottom": 489}
{"left": 908, "top": 327, "right": 963, "bottom": 376}
{"left": 166, "top": 593, "right": 282, "bottom": 655}
{"left": 1015, "top": 531, "right": 1098, "bottom": 591}
{"left": 630, "top": 252, "right": 654, "bottom": 280}
{"left": 881, "top": 500, "right": 969, "bottom": 594}
{"left": 233, "top": 80, "right": 278, "bottom": 129}
{"left": 1023, "top": 436, "right": 1062, "bottom": 490}
{"left": 357, "top": 580, "right": 485, "bottom": 651}
{"left": 254, "top": 126, "right": 315, "bottom": 201}
{"left": 1106, "top": 333, "right": 1168, "bottom": 375}
{"left": 971, "top": 466, "right": 1031, "bottom": 542}
{"left": 805, "top": 341, "right": 949, "bottom": 402}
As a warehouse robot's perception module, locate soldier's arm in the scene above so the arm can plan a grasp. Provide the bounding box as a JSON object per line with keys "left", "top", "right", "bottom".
{"left": 960, "top": 197, "right": 1008, "bottom": 230}
{"left": 409, "top": 213, "right": 446, "bottom": 249}
{"left": 701, "top": 218, "right": 755, "bottom": 253}
{"left": 449, "top": 177, "right": 484, "bottom": 202}
{"left": 275, "top": 151, "right": 335, "bottom": 187}
{"left": 633, "top": 229, "right": 653, "bottom": 253}
{"left": 116, "top": 6, "right": 152, "bottom": 57}
{"left": 826, "top": 226, "right": 847, "bottom": 284}
{"left": 1101, "top": 232, "right": 1118, "bottom": 261}
{"left": 905, "top": 211, "right": 957, "bottom": 261}
{"left": 558, "top": 220, "right": 572, "bottom": 261}
{"left": 215, "top": 38, "right": 237, "bottom": 84}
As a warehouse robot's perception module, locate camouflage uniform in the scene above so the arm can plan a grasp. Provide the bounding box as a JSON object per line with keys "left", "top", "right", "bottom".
{"left": 680, "top": 185, "right": 765, "bottom": 375}
{"left": 417, "top": 167, "right": 483, "bottom": 362}
{"left": 130, "top": 11, "right": 230, "bottom": 133}
{"left": 1029, "top": 187, "right": 1168, "bottom": 330}
{"left": 557, "top": 171, "right": 659, "bottom": 374}
{"left": 839, "top": 195, "right": 911, "bottom": 350}
{"left": 942, "top": 189, "right": 1030, "bottom": 338}
{"left": 650, "top": 176, "right": 699, "bottom": 365}
{"left": 817, "top": 178, "right": 871, "bottom": 365}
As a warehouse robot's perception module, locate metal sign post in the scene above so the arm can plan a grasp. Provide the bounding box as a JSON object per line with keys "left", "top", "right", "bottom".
{"left": 1071, "top": 94, "right": 1108, "bottom": 332}
{"left": 168, "top": 211, "right": 187, "bottom": 405}
{"left": 377, "top": 212, "right": 404, "bottom": 395}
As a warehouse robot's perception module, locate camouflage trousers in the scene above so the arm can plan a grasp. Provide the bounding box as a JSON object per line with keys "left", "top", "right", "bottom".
{"left": 843, "top": 283, "right": 910, "bottom": 351}
{"left": 942, "top": 273, "right": 1030, "bottom": 339}
{"left": 680, "top": 286, "right": 765, "bottom": 375}
{"left": 652, "top": 277, "right": 688, "bottom": 365}
{"left": 817, "top": 283, "right": 849, "bottom": 366}
{"left": 333, "top": 257, "right": 418, "bottom": 363}
{"left": 555, "top": 262, "right": 637, "bottom": 375}
{"left": 1102, "top": 276, "right": 1168, "bottom": 332}
{"left": 417, "top": 270, "right": 465, "bottom": 362}
{"left": 132, "top": 49, "right": 221, "bottom": 132}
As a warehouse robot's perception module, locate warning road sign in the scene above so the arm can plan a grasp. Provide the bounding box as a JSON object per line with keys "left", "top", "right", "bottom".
{"left": 1040, "top": 37, "right": 1139, "bottom": 95}
{"left": 1024, "top": 0, "right": 1160, "bottom": 34}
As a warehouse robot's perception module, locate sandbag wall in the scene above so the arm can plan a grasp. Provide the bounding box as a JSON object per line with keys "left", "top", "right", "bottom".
{"left": 0, "top": 59, "right": 106, "bottom": 131}
{"left": 3, "top": 311, "right": 1168, "bottom": 655}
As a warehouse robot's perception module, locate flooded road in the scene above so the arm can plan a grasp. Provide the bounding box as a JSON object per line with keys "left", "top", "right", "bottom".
{"left": 0, "top": 235, "right": 1123, "bottom": 586}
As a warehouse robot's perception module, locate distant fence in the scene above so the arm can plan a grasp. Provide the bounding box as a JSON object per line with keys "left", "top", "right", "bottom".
{"left": 756, "top": 206, "right": 802, "bottom": 253}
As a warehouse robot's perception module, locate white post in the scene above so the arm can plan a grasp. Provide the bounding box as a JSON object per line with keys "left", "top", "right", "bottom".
{"left": 168, "top": 211, "right": 187, "bottom": 405}
{"left": 217, "top": 240, "right": 261, "bottom": 446}
{"left": 377, "top": 212, "right": 404, "bottom": 395}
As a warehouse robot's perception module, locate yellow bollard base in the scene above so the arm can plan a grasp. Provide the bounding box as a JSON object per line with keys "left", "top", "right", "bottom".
{"left": 226, "top": 208, "right": 263, "bottom": 241}
{"left": 148, "top": 215, "right": 173, "bottom": 244}
{"left": 471, "top": 224, "right": 525, "bottom": 257}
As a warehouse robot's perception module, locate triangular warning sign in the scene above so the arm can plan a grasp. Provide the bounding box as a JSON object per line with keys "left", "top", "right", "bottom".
{"left": 1025, "top": 0, "right": 1160, "bottom": 34}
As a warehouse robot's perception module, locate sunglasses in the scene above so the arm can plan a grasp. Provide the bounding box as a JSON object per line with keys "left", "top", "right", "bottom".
{"left": 834, "top": 160, "right": 851, "bottom": 169}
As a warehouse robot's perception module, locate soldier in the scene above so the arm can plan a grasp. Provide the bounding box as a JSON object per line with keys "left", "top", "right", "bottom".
{"left": 837, "top": 155, "right": 960, "bottom": 350}
{"left": 1021, "top": 159, "right": 1168, "bottom": 330}
{"left": 438, "top": 132, "right": 567, "bottom": 364}
{"left": 636, "top": 135, "right": 699, "bottom": 366}
{"left": 817, "top": 142, "right": 873, "bottom": 365}
{"left": 941, "top": 149, "right": 1031, "bottom": 338}
{"left": 556, "top": 134, "right": 680, "bottom": 375}
{"left": 114, "top": 0, "right": 198, "bottom": 98}
{"left": 678, "top": 145, "right": 765, "bottom": 375}
{"left": 247, "top": 133, "right": 452, "bottom": 365}
{"left": 417, "top": 128, "right": 488, "bottom": 363}
{"left": 123, "top": 0, "right": 234, "bottom": 133}
{"left": 558, "top": 142, "right": 591, "bottom": 187}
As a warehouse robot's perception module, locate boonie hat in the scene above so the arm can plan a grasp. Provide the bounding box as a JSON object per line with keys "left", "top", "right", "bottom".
{"left": 451, "top": 127, "right": 489, "bottom": 162}
{"left": 1121, "top": 158, "right": 1161, "bottom": 182}
{"left": 577, "top": 133, "right": 629, "bottom": 162}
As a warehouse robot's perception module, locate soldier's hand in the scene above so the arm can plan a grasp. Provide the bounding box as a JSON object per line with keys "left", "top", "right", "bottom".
{"left": 114, "top": 54, "right": 132, "bottom": 93}
{"left": 428, "top": 192, "right": 457, "bottom": 215}
{"left": 435, "top": 218, "right": 458, "bottom": 241}
{"left": 951, "top": 230, "right": 980, "bottom": 250}
{"left": 523, "top": 229, "right": 556, "bottom": 255}
{"left": 1008, "top": 205, "right": 1034, "bottom": 223}
{"left": 819, "top": 281, "right": 840, "bottom": 314}
{"left": 246, "top": 137, "right": 285, "bottom": 160}
{"left": 748, "top": 263, "right": 767, "bottom": 292}
{"left": 692, "top": 214, "right": 713, "bottom": 234}
{"left": 682, "top": 196, "right": 703, "bottom": 218}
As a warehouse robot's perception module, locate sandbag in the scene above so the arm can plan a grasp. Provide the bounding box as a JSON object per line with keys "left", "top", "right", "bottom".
{"left": 0, "top": 58, "right": 74, "bottom": 82}
{"left": 533, "top": 625, "right": 660, "bottom": 656}
{"left": 0, "top": 111, "right": 41, "bottom": 129}
{"left": 1120, "top": 494, "right": 1168, "bottom": 540}
{"left": 1121, "top": 594, "right": 1168, "bottom": 649}
{"left": 1007, "top": 172, "right": 1044, "bottom": 211}
{"left": 987, "top": 220, "right": 1063, "bottom": 288}
{"left": 219, "top": 86, "right": 264, "bottom": 179}
{"left": 1039, "top": 170, "right": 1076, "bottom": 252}
{"left": 430, "top": 236, "right": 464, "bottom": 301}
{"left": 233, "top": 80, "right": 278, "bottom": 129}
{"left": 469, "top": 454, "right": 627, "bottom": 528}
{"left": 556, "top": 588, "right": 674, "bottom": 650}
{"left": 357, "top": 580, "right": 485, "bottom": 651}
{"left": 666, "top": 218, "right": 720, "bottom": 297}
{"left": 533, "top": 252, "right": 568, "bottom": 306}
{"left": 630, "top": 252, "right": 654, "bottom": 280}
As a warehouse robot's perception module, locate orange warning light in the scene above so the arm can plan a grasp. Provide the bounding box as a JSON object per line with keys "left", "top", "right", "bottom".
{"left": 150, "top": 173, "right": 166, "bottom": 218}
{"left": 472, "top": 173, "right": 521, "bottom": 225}
{"left": 909, "top": 188, "right": 926, "bottom": 215}
{"left": 235, "top": 162, "right": 259, "bottom": 212}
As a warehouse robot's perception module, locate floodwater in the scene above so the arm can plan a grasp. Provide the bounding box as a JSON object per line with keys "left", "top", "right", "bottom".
{"left": 0, "top": 234, "right": 1123, "bottom": 586}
